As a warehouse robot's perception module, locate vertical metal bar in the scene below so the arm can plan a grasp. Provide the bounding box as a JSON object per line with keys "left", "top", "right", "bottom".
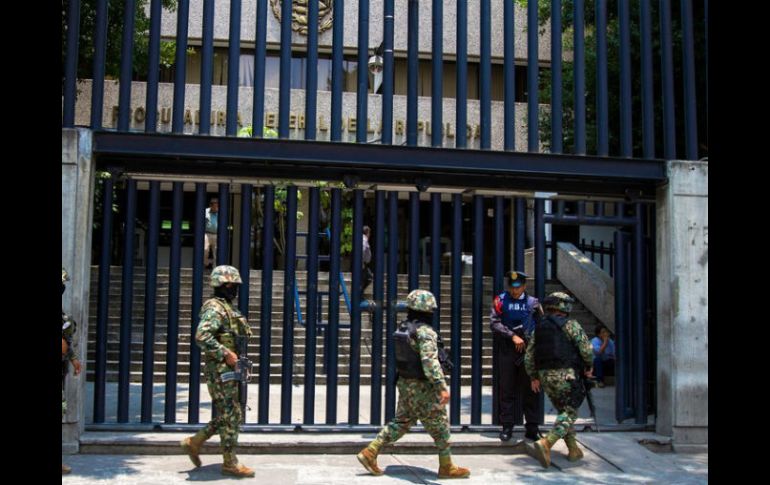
{"left": 279, "top": 0, "right": 292, "bottom": 138}
{"left": 574, "top": 0, "right": 586, "bottom": 154}
{"left": 164, "top": 181, "right": 183, "bottom": 423}
{"left": 450, "top": 194, "right": 462, "bottom": 425}
{"left": 258, "top": 186, "right": 275, "bottom": 424}
{"left": 385, "top": 191, "right": 399, "bottom": 421}
{"left": 253, "top": 0, "right": 268, "bottom": 137}
{"left": 633, "top": 204, "right": 647, "bottom": 423}
{"left": 305, "top": 0, "right": 319, "bottom": 139}
{"left": 409, "top": 192, "right": 420, "bottom": 291}
{"left": 431, "top": 193, "right": 442, "bottom": 330}
{"left": 189, "top": 183, "right": 206, "bottom": 424}
{"left": 117, "top": 180, "right": 137, "bottom": 422}
{"left": 198, "top": 0, "right": 215, "bottom": 135}
{"left": 534, "top": 199, "right": 546, "bottom": 299}
{"left": 528, "top": 0, "right": 539, "bottom": 152}
{"left": 596, "top": 0, "right": 609, "bottom": 156}
{"left": 303, "top": 188, "right": 320, "bottom": 424}
{"left": 614, "top": 230, "right": 629, "bottom": 421}
{"left": 681, "top": 0, "right": 699, "bottom": 160}
{"left": 217, "top": 184, "right": 230, "bottom": 265}
{"left": 226, "top": 0, "right": 241, "bottom": 136}
{"left": 659, "top": 0, "right": 676, "bottom": 159}
{"left": 349, "top": 190, "right": 364, "bottom": 424}
{"left": 357, "top": 0, "right": 370, "bottom": 143}
{"left": 432, "top": 0, "right": 444, "bottom": 147}
{"left": 551, "top": 0, "right": 563, "bottom": 153}
{"left": 280, "top": 186, "right": 298, "bottom": 424}
{"left": 90, "top": 0, "right": 109, "bottom": 129}
{"left": 141, "top": 181, "right": 160, "bottom": 423}
{"left": 640, "top": 0, "right": 655, "bottom": 158}
{"left": 610, "top": 242, "right": 614, "bottom": 276}
{"left": 456, "top": 0, "right": 468, "bottom": 148}
{"left": 172, "top": 0, "right": 190, "bottom": 134}
{"left": 599, "top": 240, "right": 605, "bottom": 269}
{"left": 331, "top": 0, "right": 344, "bottom": 141}
{"left": 145, "top": 0, "right": 163, "bottom": 132}
{"left": 480, "top": 0, "right": 491, "bottom": 149}
{"left": 370, "top": 191, "right": 386, "bottom": 424}
{"left": 704, "top": 0, "right": 708, "bottom": 125}
{"left": 326, "top": 189, "right": 342, "bottom": 423}
{"left": 471, "top": 195, "right": 483, "bottom": 424}
{"left": 492, "top": 196, "right": 504, "bottom": 425}
{"left": 407, "top": 0, "right": 419, "bottom": 146}
{"left": 619, "top": 0, "right": 633, "bottom": 157}
{"left": 93, "top": 174, "right": 113, "bottom": 423}
{"left": 504, "top": 0, "right": 515, "bottom": 150}
{"left": 382, "top": 0, "right": 395, "bottom": 144}
{"left": 238, "top": 185, "right": 253, "bottom": 316}
{"left": 515, "top": 198, "right": 525, "bottom": 270}
{"left": 63, "top": 0, "right": 81, "bottom": 127}
{"left": 117, "top": 0, "right": 137, "bottom": 132}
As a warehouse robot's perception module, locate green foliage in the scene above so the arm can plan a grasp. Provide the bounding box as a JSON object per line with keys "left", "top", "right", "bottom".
{"left": 62, "top": 0, "right": 178, "bottom": 86}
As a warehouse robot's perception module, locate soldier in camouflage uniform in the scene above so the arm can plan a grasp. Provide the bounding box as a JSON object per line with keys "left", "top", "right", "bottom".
{"left": 180, "top": 265, "right": 255, "bottom": 478}
{"left": 357, "top": 289, "right": 470, "bottom": 479}
{"left": 62, "top": 268, "right": 81, "bottom": 475}
{"left": 524, "top": 292, "right": 594, "bottom": 468}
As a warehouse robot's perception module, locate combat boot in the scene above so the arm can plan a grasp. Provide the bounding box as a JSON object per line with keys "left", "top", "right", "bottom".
{"left": 180, "top": 435, "right": 205, "bottom": 467}
{"left": 437, "top": 455, "right": 470, "bottom": 479}
{"left": 532, "top": 436, "right": 556, "bottom": 468}
{"left": 564, "top": 434, "right": 584, "bottom": 462}
{"left": 62, "top": 464, "right": 71, "bottom": 474}
{"left": 221, "top": 463, "right": 255, "bottom": 478}
{"left": 356, "top": 447, "right": 384, "bottom": 476}
{"left": 499, "top": 424, "right": 513, "bottom": 442}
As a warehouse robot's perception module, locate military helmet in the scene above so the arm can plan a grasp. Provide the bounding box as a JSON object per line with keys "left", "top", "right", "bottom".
{"left": 542, "top": 291, "right": 575, "bottom": 313}
{"left": 62, "top": 267, "right": 70, "bottom": 284}
{"left": 405, "top": 289, "right": 438, "bottom": 313}
{"left": 210, "top": 265, "right": 243, "bottom": 287}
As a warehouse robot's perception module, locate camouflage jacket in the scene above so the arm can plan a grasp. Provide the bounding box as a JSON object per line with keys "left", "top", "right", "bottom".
{"left": 408, "top": 325, "right": 448, "bottom": 393}
{"left": 195, "top": 297, "right": 252, "bottom": 363}
{"left": 524, "top": 317, "right": 593, "bottom": 381}
{"left": 62, "top": 310, "right": 77, "bottom": 362}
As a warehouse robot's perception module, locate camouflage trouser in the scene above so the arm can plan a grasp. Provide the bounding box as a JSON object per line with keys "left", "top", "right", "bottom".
{"left": 194, "top": 360, "right": 242, "bottom": 466}
{"left": 542, "top": 371, "right": 585, "bottom": 443}
{"left": 62, "top": 376, "right": 67, "bottom": 416}
{"left": 371, "top": 378, "right": 452, "bottom": 457}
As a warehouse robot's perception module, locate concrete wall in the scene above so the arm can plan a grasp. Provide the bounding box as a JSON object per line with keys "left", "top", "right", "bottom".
{"left": 62, "top": 129, "right": 96, "bottom": 453}
{"left": 555, "top": 242, "right": 615, "bottom": 329}
{"left": 655, "top": 160, "right": 708, "bottom": 449}
{"left": 73, "top": 80, "right": 535, "bottom": 151}
{"left": 156, "top": 0, "right": 553, "bottom": 61}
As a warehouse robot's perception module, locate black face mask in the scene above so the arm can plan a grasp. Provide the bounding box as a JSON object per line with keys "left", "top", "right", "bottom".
{"left": 215, "top": 284, "right": 239, "bottom": 302}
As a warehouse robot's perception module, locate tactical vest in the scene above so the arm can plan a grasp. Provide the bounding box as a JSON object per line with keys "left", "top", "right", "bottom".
{"left": 394, "top": 320, "right": 427, "bottom": 380}
{"left": 204, "top": 298, "right": 251, "bottom": 353}
{"left": 534, "top": 315, "right": 583, "bottom": 370}
{"left": 497, "top": 291, "right": 534, "bottom": 334}
{"left": 394, "top": 319, "right": 452, "bottom": 380}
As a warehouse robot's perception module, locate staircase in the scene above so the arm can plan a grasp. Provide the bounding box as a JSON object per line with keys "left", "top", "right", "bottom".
{"left": 85, "top": 266, "right": 602, "bottom": 386}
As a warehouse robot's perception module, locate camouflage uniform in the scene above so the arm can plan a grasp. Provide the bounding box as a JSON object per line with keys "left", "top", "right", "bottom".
{"left": 524, "top": 292, "right": 593, "bottom": 467}
{"left": 357, "top": 290, "right": 469, "bottom": 479}
{"left": 182, "top": 266, "right": 253, "bottom": 476}
{"left": 61, "top": 268, "right": 78, "bottom": 416}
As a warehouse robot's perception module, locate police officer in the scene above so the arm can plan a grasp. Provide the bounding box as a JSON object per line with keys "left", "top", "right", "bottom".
{"left": 524, "top": 292, "right": 594, "bottom": 468}
{"left": 181, "top": 265, "right": 254, "bottom": 477}
{"left": 356, "top": 289, "right": 470, "bottom": 479}
{"left": 489, "top": 270, "right": 543, "bottom": 441}
{"left": 62, "top": 268, "right": 82, "bottom": 475}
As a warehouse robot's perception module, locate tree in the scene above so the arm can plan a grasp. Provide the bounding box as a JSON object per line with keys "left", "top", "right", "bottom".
{"left": 62, "top": 0, "right": 178, "bottom": 87}
{"left": 516, "top": 0, "right": 707, "bottom": 159}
